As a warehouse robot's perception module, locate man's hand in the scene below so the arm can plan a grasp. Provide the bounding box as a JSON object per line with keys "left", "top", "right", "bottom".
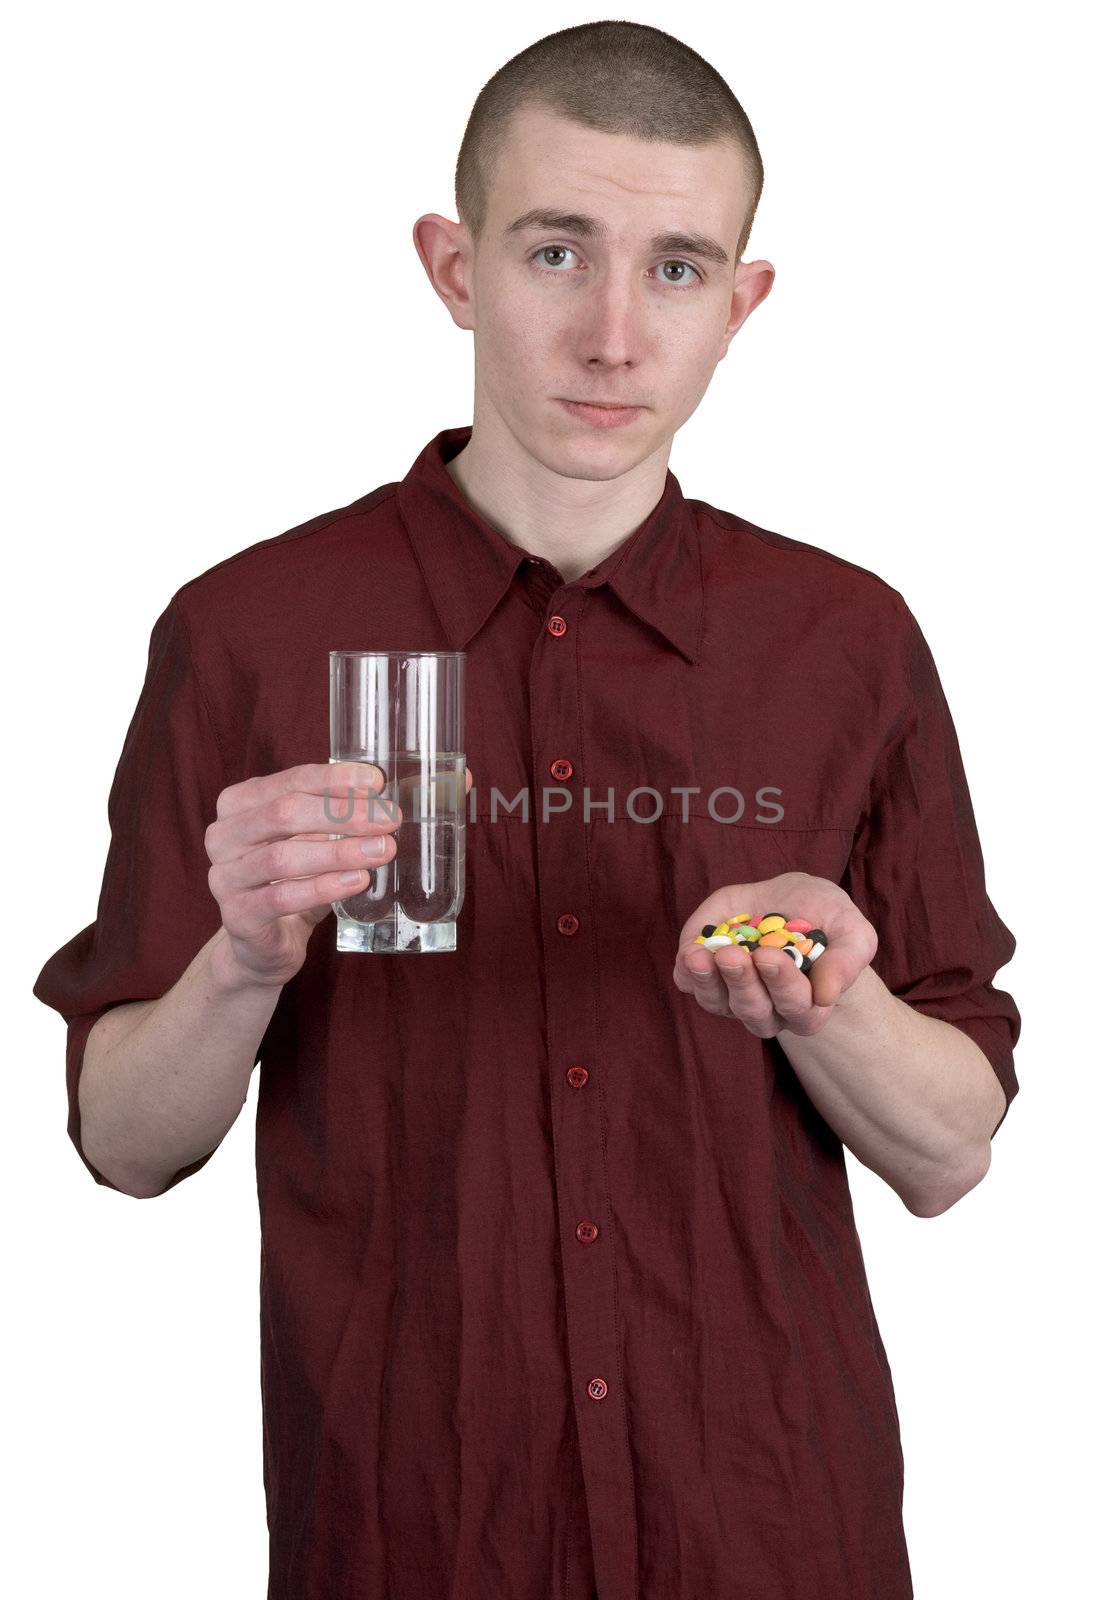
{"left": 672, "top": 871, "right": 878, "bottom": 1037}
{"left": 206, "top": 761, "right": 475, "bottom": 989}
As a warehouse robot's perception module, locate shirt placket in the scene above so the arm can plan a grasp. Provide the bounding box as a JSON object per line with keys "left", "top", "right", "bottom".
{"left": 526, "top": 574, "right": 639, "bottom": 1600}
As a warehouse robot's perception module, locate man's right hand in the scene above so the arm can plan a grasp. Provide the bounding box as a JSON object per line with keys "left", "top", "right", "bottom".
{"left": 205, "top": 761, "right": 474, "bottom": 988}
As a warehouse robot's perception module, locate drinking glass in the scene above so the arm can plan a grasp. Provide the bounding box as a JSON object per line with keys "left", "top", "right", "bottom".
{"left": 328, "top": 650, "right": 466, "bottom": 953}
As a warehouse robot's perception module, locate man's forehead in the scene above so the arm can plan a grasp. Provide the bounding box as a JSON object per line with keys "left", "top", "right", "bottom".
{"left": 491, "top": 110, "right": 747, "bottom": 241}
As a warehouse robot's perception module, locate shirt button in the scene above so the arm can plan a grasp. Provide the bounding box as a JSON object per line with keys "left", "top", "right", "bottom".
{"left": 547, "top": 614, "right": 568, "bottom": 637}
{"left": 550, "top": 758, "right": 574, "bottom": 781}
{"left": 566, "top": 1065, "right": 589, "bottom": 1088}
{"left": 576, "top": 1221, "right": 599, "bottom": 1244}
{"left": 557, "top": 913, "right": 580, "bottom": 936}
{"left": 587, "top": 1378, "right": 608, "bottom": 1401}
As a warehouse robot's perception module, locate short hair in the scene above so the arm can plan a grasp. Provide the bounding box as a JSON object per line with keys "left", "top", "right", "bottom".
{"left": 455, "top": 22, "right": 765, "bottom": 264}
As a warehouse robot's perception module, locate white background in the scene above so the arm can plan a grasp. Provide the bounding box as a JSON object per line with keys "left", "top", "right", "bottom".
{"left": 5, "top": 3, "right": 1096, "bottom": 1595}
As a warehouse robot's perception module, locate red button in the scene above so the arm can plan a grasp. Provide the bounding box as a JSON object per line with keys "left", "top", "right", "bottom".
{"left": 550, "top": 758, "right": 573, "bottom": 781}
{"left": 587, "top": 1378, "right": 608, "bottom": 1401}
{"left": 557, "top": 913, "right": 579, "bottom": 936}
{"left": 547, "top": 615, "right": 568, "bottom": 637}
{"left": 576, "top": 1221, "right": 599, "bottom": 1244}
{"left": 566, "top": 1065, "right": 589, "bottom": 1088}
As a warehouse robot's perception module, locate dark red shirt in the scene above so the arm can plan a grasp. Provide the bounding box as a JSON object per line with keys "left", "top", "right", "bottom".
{"left": 34, "top": 425, "right": 1020, "bottom": 1600}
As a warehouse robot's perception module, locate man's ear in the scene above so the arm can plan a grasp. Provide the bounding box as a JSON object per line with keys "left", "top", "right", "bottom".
{"left": 412, "top": 213, "right": 477, "bottom": 333}
{"left": 719, "top": 257, "right": 776, "bottom": 357}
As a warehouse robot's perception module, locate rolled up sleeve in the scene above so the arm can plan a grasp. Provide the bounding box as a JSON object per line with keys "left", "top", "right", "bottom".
{"left": 842, "top": 598, "right": 1021, "bottom": 1137}
{"left": 33, "top": 593, "right": 230, "bottom": 1189}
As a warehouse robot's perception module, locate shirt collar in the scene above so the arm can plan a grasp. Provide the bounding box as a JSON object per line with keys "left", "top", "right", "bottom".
{"left": 395, "top": 425, "right": 704, "bottom": 665}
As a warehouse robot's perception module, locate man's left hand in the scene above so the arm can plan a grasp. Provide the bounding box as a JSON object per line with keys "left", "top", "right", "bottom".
{"left": 672, "top": 871, "right": 878, "bottom": 1037}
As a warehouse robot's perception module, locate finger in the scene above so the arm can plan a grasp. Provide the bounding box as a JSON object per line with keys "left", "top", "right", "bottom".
{"left": 672, "top": 894, "right": 756, "bottom": 991}
{"left": 211, "top": 829, "right": 398, "bottom": 898}
{"left": 712, "top": 947, "right": 776, "bottom": 1030}
{"left": 221, "top": 861, "right": 389, "bottom": 940}
{"left": 208, "top": 786, "right": 402, "bottom": 863}
{"left": 679, "top": 949, "right": 735, "bottom": 1016}
{"left": 216, "top": 761, "right": 385, "bottom": 821}
{"left": 750, "top": 947, "right": 816, "bottom": 1026}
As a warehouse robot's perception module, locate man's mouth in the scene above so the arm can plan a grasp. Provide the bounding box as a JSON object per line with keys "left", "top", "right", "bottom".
{"left": 558, "top": 399, "right": 645, "bottom": 428}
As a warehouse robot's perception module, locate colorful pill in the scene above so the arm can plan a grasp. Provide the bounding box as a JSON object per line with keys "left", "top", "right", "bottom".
{"left": 694, "top": 913, "right": 830, "bottom": 967}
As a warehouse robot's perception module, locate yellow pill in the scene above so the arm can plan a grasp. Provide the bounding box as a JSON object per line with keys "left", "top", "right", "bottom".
{"left": 758, "top": 915, "right": 787, "bottom": 935}
{"left": 730, "top": 913, "right": 751, "bottom": 925}
{"left": 716, "top": 922, "right": 731, "bottom": 934}
{"left": 694, "top": 935, "right": 706, "bottom": 944}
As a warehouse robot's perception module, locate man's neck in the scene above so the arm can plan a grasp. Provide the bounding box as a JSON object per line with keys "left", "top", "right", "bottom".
{"left": 444, "top": 420, "right": 670, "bottom": 584}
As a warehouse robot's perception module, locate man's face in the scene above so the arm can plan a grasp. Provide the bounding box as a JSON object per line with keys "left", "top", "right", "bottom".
{"left": 458, "top": 104, "right": 767, "bottom": 476}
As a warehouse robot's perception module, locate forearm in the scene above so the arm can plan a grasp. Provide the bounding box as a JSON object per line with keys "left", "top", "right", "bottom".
{"left": 79, "top": 925, "right": 282, "bottom": 1198}
{"left": 776, "top": 965, "right": 1007, "bottom": 1215}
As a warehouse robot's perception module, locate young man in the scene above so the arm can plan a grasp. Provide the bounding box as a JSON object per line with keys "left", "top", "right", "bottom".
{"left": 34, "top": 22, "right": 1019, "bottom": 1600}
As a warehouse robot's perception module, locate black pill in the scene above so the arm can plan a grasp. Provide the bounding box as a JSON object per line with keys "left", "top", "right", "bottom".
{"left": 701, "top": 924, "right": 717, "bottom": 938}
{"left": 805, "top": 930, "right": 828, "bottom": 946}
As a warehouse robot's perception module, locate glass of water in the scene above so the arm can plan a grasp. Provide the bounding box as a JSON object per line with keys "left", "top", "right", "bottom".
{"left": 328, "top": 650, "right": 466, "bottom": 953}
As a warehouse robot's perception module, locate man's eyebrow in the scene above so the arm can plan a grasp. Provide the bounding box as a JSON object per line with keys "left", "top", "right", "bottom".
{"left": 502, "top": 207, "right": 731, "bottom": 268}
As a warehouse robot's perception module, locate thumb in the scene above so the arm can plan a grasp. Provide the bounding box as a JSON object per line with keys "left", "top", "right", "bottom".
{"left": 806, "top": 945, "right": 863, "bottom": 1009}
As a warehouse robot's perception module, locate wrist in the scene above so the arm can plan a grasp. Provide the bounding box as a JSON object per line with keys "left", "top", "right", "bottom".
{"left": 829, "top": 963, "right": 896, "bottom": 1024}
{"left": 832, "top": 962, "right": 872, "bottom": 1013}
{"left": 207, "top": 927, "right": 284, "bottom": 998}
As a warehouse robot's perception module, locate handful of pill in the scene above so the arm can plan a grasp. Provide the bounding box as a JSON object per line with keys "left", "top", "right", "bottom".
{"left": 693, "top": 913, "right": 828, "bottom": 974}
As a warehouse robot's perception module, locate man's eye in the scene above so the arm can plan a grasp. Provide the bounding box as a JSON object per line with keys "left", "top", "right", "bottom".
{"left": 531, "top": 247, "right": 702, "bottom": 288}
{"left": 654, "top": 260, "right": 702, "bottom": 287}
{"left": 532, "top": 246, "right": 576, "bottom": 271}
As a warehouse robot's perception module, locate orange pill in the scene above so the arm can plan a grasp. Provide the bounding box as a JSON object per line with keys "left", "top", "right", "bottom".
{"left": 795, "top": 937, "right": 813, "bottom": 955}
{"left": 757, "top": 930, "right": 791, "bottom": 948}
